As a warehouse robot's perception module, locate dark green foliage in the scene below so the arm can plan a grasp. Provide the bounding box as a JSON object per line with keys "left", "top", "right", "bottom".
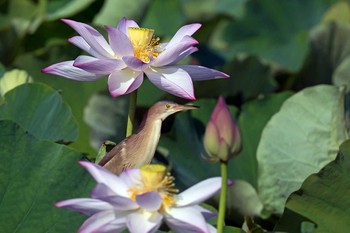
{"left": 0, "top": 120, "right": 94, "bottom": 232}
{"left": 275, "top": 139, "right": 350, "bottom": 233}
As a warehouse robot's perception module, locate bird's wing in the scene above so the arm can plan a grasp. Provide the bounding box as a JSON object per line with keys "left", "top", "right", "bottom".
{"left": 98, "top": 141, "right": 124, "bottom": 166}
{"left": 98, "top": 137, "right": 132, "bottom": 175}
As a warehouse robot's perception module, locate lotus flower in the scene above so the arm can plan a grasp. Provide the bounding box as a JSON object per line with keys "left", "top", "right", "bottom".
{"left": 56, "top": 162, "right": 221, "bottom": 233}
{"left": 42, "top": 18, "right": 229, "bottom": 100}
{"left": 203, "top": 96, "right": 241, "bottom": 162}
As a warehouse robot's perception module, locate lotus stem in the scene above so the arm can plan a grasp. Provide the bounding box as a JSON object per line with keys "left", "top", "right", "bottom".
{"left": 126, "top": 90, "right": 138, "bottom": 137}
{"left": 217, "top": 160, "right": 228, "bottom": 233}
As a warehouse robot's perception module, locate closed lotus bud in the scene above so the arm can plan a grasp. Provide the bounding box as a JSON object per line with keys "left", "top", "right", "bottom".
{"left": 203, "top": 96, "right": 241, "bottom": 162}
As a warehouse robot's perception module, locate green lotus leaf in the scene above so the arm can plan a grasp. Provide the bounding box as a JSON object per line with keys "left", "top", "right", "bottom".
{"left": 0, "top": 82, "right": 78, "bottom": 143}
{"left": 257, "top": 85, "right": 348, "bottom": 214}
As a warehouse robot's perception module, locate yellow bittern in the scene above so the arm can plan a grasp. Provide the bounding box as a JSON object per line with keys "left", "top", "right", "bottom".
{"left": 98, "top": 101, "right": 199, "bottom": 174}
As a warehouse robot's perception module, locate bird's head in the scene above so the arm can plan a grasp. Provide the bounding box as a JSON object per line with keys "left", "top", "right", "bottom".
{"left": 150, "top": 101, "right": 199, "bottom": 121}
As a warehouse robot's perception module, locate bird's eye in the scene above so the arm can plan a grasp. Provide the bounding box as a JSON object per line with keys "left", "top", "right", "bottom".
{"left": 165, "top": 104, "right": 171, "bottom": 109}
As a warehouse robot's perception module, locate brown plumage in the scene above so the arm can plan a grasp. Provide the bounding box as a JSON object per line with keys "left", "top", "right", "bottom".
{"left": 98, "top": 101, "right": 199, "bottom": 175}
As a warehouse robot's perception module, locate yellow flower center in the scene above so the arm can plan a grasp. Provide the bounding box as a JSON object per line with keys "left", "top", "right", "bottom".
{"left": 128, "top": 164, "right": 178, "bottom": 209}
{"left": 128, "top": 27, "right": 161, "bottom": 63}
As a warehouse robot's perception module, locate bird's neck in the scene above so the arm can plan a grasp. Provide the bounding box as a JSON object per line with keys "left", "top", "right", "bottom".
{"left": 138, "top": 109, "right": 165, "bottom": 132}
{"left": 142, "top": 112, "right": 163, "bottom": 143}
{"left": 135, "top": 111, "right": 163, "bottom": 165}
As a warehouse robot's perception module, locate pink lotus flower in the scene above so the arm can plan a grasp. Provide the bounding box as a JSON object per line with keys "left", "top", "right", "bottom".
{"left": 203, "top": 96, "right": 241, "bottom": 162}
{"left": 56, "top": 162, "right": 221, "bottom": 233}
{"left": 42, "top": 18, "right": 229, "bottom": 100}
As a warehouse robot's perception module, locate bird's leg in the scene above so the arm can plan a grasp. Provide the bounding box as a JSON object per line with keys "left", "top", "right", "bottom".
{"left": 95, "top": 140, "right": 116, "bottom": 164}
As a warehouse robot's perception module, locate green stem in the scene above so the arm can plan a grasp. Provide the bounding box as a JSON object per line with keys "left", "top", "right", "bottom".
{"left": 217, "top": 160, "right": 228, "bottom": 233}
{"left": 126, "top": 90, "right": 138, "bottom": 137}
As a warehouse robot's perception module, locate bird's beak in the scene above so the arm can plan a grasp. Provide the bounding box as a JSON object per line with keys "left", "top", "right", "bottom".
{"left": 174, "top": 104, "right": 200, "bottom": 112}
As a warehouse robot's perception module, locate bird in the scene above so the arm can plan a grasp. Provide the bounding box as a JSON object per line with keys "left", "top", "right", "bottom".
{"left": 98, "top": 100, "right": 199, "bottom": 175}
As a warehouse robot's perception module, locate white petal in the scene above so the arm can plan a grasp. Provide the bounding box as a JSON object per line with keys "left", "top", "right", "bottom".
{"left": 193, "top": 205, "right": 217, "bottom": 220}
{"left": 164, "top": 206, "right": 210, "bottom": 233}
{"left": 135, "top": 192, "right": 162, "bottom": 211}
{"left": 79, "top": 161, "right": 129, "bottom": 197}
{"left": 74, "top": 55, "right": 126, "bottom": 74}
{"left": 117, "top": 17, "right": 139, "bottom": 35}
{"left": 153, "top": 36, "right": 198, "bottom": 67}
{"left": 208, "top": 223, "right": 217, "bottom": 233}
{"left": 78, "top": 210, "right": 120, "bottom": 233}
{"left": 97, "top": 218, "right": 127, "bottom": 233}
{"left": 108, "top": 69, "right": 143, "bottom": 97}
{"left": 177, "top": 65, "right": 229, "bottom": 80}
{"left": 168, "top": 47, "right": 198, "bottom": 65}
{"left": 145, "top": 67, "right": 195, "bottom": 100}
{"left": 56, "top": 198, "right": 112, "bottom": 216}
{"left": 176, "top": 177, "right": 222, "bottom": 207}
{"left": 123, "top": 56, "right": 152, "bottom": 71}
{"left": 104, "top": 26, "right": 134, "bottom": 57}
{"left": 62, "top": 19, "right": 114, "bottom": 58}
{"left": 119, "top": 169, "right": 142, "bottom": 187}
{"left": 126, "top": 210, "right": 163, "bottom": 233}
{"left": 41, "top": 61, "right": 104, "bottom": 81}
{"left": 167, "top": 24, "right": 201, "bottom": 48}
{"left": 91, "top": 183, "right": 116, "bottom": 197}
{"left": 91, "top": 183, "right": 138, "bottom": 210}
{"left": 68, "top": 36, "right": 103, "bottom": 59}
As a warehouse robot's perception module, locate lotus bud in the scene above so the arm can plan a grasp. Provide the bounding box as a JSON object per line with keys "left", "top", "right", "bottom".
{"left": 203, "top": 96, "right": 241, "bottom": 162}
